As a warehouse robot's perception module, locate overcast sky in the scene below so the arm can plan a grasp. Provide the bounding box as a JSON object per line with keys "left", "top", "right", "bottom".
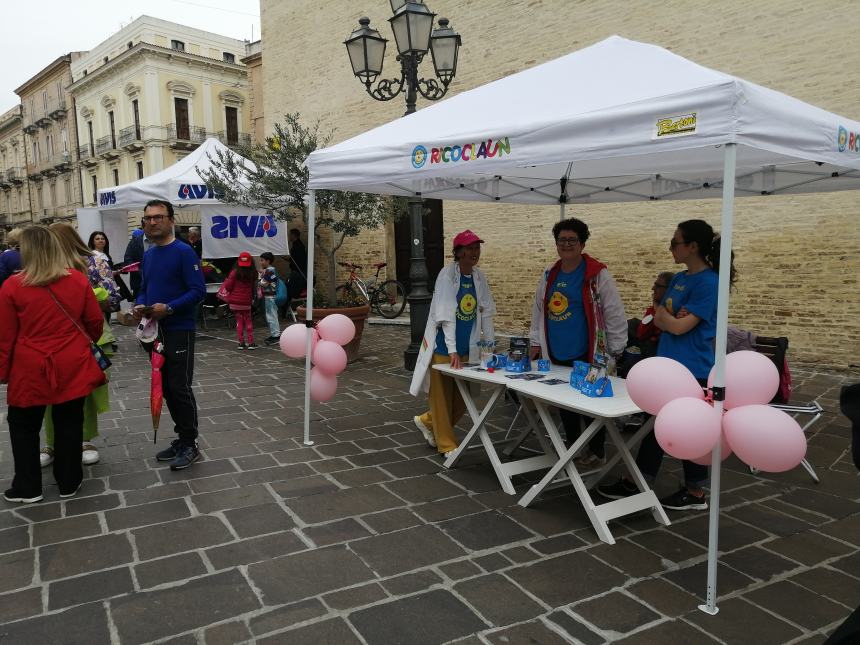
{"left": 1, "top": 0, "right": 260, "bottom": 111}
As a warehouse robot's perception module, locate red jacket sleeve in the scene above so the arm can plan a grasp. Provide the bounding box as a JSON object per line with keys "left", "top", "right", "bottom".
{"left": 0, "top": 280, "right": 19, "bottom": 382}
{"left": 223, "top": 270, "right": 236, "bottom": 295}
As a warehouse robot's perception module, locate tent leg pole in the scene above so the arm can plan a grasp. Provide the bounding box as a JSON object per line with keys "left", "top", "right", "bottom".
{"left": 560, "top": 203, "right": 565, "bottom": 222}
{"left": 699, "top": 142, "right": 736, "bottom": 617}
{"left": 303, "top": 190, "right": 317, "bottom": 447}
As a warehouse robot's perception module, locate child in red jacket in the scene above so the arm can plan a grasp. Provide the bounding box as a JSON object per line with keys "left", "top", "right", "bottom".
{"left": 222, "top": 252, "right": 257, "bottom": 349}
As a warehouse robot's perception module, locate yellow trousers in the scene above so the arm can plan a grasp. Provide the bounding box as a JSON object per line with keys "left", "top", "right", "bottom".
{"left": 418, "top": 353, "right": 466, "bottom": 454}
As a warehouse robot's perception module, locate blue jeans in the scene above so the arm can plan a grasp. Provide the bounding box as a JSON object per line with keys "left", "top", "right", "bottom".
{"left": 264, "top": 297, "right": 280, "bottom": 338}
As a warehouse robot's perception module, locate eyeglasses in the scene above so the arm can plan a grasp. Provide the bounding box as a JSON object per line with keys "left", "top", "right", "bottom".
{"left": 556, "top": 237, "right": 581, "bottom": 247}
{"left": 669, "top": 238, "right": 687, "bottom": 248}
{"left": 652, "top": 282, "right": 669, "bottom": 289}
{"left": 143, "top": 215, "right": 165, "bottom": 223}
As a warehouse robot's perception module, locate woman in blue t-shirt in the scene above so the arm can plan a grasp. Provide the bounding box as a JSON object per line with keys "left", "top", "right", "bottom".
{"left": 600, "top": 219, "right": 736, "bottom": 511}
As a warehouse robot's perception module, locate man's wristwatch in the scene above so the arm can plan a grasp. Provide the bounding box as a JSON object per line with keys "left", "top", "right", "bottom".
{"left": 165, "top": 305, "right": 174, "bottom": 316}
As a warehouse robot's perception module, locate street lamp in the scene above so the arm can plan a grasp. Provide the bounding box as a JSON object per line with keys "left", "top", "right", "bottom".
{"left": 345, "top": 2, "right": 462, "bottom": 371}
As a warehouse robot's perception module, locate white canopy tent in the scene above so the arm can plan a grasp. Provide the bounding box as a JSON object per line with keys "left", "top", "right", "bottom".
{"left": 94, "top": 137, "right": 287, "bottom": 258}
{"left": 304, "top": 35, "right": 860, "bottom": 612}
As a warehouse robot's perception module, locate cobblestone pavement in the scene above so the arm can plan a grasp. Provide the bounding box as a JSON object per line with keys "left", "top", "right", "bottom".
{"left": 0, "top": 320, "right": 858, "bottom": 644}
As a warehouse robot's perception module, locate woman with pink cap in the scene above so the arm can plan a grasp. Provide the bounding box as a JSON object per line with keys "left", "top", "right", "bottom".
{"left": 409, "top": 230, "right": 496, "bottom": 456}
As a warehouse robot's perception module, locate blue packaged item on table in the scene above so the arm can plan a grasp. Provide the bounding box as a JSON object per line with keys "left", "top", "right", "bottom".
{"left": 487, "top": 353, "right": 507, "bottom": 369}
{"left": 537, "top": 359, "right": 551, "bottom": 372}
{"left": 505, "top": 336, "right": 531, "bottom": 373}
{"left": 569, "top": 361, "right": 589, "bottom": 389}
{"left": 569, "top": 361, "right": 613, "bottom": 397}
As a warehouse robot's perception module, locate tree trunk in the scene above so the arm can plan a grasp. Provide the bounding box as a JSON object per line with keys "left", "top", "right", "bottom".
{"left": 326, "top": 252, "right": 337, "bottom": 304}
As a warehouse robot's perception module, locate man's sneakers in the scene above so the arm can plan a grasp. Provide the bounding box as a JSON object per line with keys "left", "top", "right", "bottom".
{"left": 413, "top": 416, "right": 436, "bottom": 448}
{"left": 4, "top": 488, "right": 43, "bottom": 504}
{"left": 264, "top": 335, "right": 280, "bottom": 346}
{"left": 155, "top": 440, "right": 201, "bottom": 470}
{"left": 659, "top": 486, "right": 708, "bottom": 511}
{"left": 598, "top": 478, "right": 637, "bottom": 500}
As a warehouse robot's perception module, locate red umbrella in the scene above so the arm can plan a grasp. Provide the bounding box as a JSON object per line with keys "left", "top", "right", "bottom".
{"left": 150, "top": 341, "right": 165, "bottom": 443}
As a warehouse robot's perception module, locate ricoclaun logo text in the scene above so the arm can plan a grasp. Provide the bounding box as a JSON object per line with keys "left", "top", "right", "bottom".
{"left": 411, "top": 137, "right": 511, "bottom": 169}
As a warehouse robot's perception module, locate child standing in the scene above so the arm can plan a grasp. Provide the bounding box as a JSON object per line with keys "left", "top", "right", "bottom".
{"left": 222, "top": 251, "right": 257, "bottom": 349}
{"left": 259, "top": 252, "right": 281, "bottom": 345}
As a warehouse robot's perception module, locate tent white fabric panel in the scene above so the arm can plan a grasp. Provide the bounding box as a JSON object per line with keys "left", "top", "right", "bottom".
{"left": 307, "top": 36, "right": 860, "bottom": 200}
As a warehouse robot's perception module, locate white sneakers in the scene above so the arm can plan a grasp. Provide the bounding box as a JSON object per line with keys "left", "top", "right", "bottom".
{"left": 413, "top": 416, "right": 437, "bottom": 448}
{"left": 40, "top": 444, "right": 100, "bottom": 467}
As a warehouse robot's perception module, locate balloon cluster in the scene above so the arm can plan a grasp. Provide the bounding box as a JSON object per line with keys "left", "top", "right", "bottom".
{"left": 626, "top": 352, "right": 806, "bottom": 473}
{"left": 279, "top": 314, "right": 356, "bottom": 402}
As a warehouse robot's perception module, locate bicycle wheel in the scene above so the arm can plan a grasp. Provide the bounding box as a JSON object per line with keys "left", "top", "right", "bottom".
{"left": 374, "top": 280, "right": 407, "bottom": 318}
{"left": 335, "top": 283, "right": 368, "bottom": 307}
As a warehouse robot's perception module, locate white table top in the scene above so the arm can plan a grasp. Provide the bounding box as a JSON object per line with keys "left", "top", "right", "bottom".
{"left": 432, "top": 362, "right": 572, "bottom": 386}
{"left": 506, "top": 375, "right": 641, "bottom": 418}
{"left": 205, "top": 282, "right": 223, "bottom": 294}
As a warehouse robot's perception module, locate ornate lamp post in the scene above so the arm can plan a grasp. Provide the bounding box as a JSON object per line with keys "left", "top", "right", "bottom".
{"left": 345, "top": 1, "right": 462, "bottom": 370}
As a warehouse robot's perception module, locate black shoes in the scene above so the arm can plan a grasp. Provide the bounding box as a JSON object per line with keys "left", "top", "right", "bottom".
{"left": 264, "top": 336, "right": 280, "bottom": 346}
{"left": 156, "top": 439, "right": 182, "bottom": 462}
{"left": 659, "top": 487, "right": 708, "bottom": 511}
{"left": 4, "top": 488, "right": 43, "bottom": 504}
{"left": 598, "top": 479, "right": 637, "bottom": 500}
{"left": 169, "top": 443, "right": 201, "bottom": 471}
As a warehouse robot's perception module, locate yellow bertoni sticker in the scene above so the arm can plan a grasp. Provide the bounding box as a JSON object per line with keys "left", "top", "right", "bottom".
{"left": 548, "top": 291, "right": 568, "bottom": 316}
{"left": 460, "top": 293, "right": 476, "bottom": 314}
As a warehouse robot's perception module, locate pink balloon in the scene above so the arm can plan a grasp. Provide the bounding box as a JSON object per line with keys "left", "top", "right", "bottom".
{"left": 689, "top": 430, "right": 734, "bottom": 466}
{"left": 317, "top": 314, "right": 356, "bottom": 346}
{"left": 310, "top": 366, "right": 338, "bottom": 402}
{"left": 312, "top": 340, "right": 348, "bottom": 376}
{"left": 279, "top": 325, "right": 318, "bottom": 359}
{"left": 626, "top": 357, "right": 704, "bottom": 415}
{"left": 708, "top": 351, "right": 779, "bottom": 409}
{"left": 723, "top": 404, "right": 806, "bottom": 472}
{"left": 655, "top": 397, "right": 722, "bottom": 460}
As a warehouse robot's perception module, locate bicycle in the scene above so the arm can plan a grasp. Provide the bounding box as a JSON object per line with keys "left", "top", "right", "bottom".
{"left": 336, "top": 261, "right": 407, "bottom": 319}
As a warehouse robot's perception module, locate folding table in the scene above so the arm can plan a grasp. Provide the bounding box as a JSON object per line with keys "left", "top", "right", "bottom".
{"left": 432, "top": 363, "right": 567, "bottom": 495}
{"left": 509, "top": 376, "right": 670, "bottom": 544}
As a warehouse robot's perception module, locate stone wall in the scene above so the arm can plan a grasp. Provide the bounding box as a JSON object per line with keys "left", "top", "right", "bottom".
{"left": 261, "top": 0, "right": 860, "bottom": 368}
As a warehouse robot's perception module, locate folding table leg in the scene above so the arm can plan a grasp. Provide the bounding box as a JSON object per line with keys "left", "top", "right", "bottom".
{"left": 443, "top": 383, "right": 505, "bottom": 469}
{"left": 586, "top": 416, "right": 654, "bottom": 489}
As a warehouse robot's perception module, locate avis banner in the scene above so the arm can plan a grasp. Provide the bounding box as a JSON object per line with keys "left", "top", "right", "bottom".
{"left": 201, "top": 208, "right": 288, "bottom": 258}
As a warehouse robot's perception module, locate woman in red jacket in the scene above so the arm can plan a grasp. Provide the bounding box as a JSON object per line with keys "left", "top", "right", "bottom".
{"left": 0, "top": 226, "right": 105, "bottom": 503}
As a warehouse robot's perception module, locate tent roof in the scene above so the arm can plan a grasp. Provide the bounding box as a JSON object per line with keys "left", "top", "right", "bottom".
{"left": 97, "top": 137, "right": 254, "bottom": 211}
{"left": 307, "top": 35, "right": 860, "bottom": 204}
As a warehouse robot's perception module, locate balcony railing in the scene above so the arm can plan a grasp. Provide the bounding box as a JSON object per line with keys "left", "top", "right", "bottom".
{"left": 167, "top": 123, "right": 207, "bottom": 149}
{"left": 48, "top": 98, "right": 67, "bottom": 120}
{"left": 216, "top": 130, "right": 251, "bottom": 148}
{"left": 7, "top": 167, "right": 25, "bottom": 184}
{"left": 27, "top": 162, "right": 42, "bottom": 180}
{"left": 79, "top": 144, "right": 98, "bottom": 167}
{"left": 119, "top": 125, "right": 144, "bottom": 150}
{"left": 95, "top": 135, "right": 120, "bottom": 159}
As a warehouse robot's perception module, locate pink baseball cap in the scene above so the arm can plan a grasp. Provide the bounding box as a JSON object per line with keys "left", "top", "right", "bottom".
{"left": 238, "top": 252, "right": 253, "bottom": 267}
{"left": 452, "top": 230, "right": 484, "bottom": 249}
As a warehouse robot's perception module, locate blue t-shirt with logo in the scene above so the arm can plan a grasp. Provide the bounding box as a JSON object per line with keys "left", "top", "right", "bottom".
{"left": 546, "top": 263, "right": 588, "bottom": 361}
{"left": 435, "top": 274, "right": 477, "bottom": 356}
{"left": 657, "top": 268, "right": 719, "bottom": 379}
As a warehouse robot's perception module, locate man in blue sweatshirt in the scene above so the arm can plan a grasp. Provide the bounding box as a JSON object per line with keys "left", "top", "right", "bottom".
{"left": 134, "top": 200, "right": 206, "bottom": 470}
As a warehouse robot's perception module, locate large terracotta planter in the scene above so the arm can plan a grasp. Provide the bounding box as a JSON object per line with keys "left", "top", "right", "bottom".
{"left": 296, "top": 303, "right": 371, "bottom": 363}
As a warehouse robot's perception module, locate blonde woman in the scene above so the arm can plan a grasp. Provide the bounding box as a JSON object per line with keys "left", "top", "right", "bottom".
{"left": 0, "top": 226, "right": 105, "bottom": 503}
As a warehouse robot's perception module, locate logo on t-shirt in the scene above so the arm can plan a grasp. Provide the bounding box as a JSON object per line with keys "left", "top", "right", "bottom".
{"left": 548, "top": 289, "right": 571, "bottom": 322}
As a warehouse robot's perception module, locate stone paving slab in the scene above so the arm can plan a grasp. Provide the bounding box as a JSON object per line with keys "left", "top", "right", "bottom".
{"left": 0, "top": 323, "right": 857, "bottom": 643}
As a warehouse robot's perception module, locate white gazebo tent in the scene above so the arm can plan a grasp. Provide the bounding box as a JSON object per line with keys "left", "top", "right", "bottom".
{"left": 92, "top": 137, "right": 282, "bottom": 259}
{"left": 304, "top": 35, "right": 860, "bottom": 612}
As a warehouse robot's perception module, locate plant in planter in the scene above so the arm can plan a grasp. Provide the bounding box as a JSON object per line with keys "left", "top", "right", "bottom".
{"left": 201, "top": 114, "right": 402, "bottom": 360}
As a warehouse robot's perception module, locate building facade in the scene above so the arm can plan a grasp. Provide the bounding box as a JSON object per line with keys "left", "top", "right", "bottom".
{"left": 241, "top": 40, "right": 264, "bottom": 144}
{"left": 0, "top": 106, "right": 32, "bottom": 240}
{"left": 13, "top": 53, "right": 85, "bottom": 224}
{"left": 260, "top": 0, "right": 860, "bottom": 368}
{"left": 68, "top": 16, "right": 251, "bottom": 208}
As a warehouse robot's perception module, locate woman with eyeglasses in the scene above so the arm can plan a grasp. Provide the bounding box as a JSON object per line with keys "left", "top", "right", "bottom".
{"left": 529, "top": 217, "right": 628, "bottom": 467}
{"left": 600, "top": 218, "right": 737, "bottom": 511}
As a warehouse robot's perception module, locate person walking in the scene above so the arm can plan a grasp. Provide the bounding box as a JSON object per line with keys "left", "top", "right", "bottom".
{"left": 133, "top": 200, "right": 206, "bottom": 470}
{"left": 599, "top": 219, "right": 736, "bottom": 510}
{"left": 0, "top": 226, "right": 105, "bottom": 503}
{"left": 259, "top": 252, "right": 281, "bottom": 344}
{"left": 410, "top": 230, "right": 496, "bottom": 457}
{"left": 282, "top": 228, "right": 307, "bottom": 317}
{"left": 528, "top": 217, "right": 628, "bottom": 467}
{"left": 0, "top": 227, "right": 22, "bottom": 288}
{"left": 221, "top": 251, "right": 258, "bottom": 350}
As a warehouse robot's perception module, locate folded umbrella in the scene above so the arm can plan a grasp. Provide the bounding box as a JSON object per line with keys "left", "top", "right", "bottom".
{"left": 150, "top": 341, "right": 165, "bottom": 443}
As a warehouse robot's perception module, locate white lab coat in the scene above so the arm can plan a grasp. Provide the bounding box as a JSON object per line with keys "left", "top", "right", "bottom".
{"left": 409, "top": 263, "right": 496, "bottom": 396}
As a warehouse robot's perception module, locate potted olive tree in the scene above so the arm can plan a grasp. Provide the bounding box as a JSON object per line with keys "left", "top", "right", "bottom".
{"left": 200, "top": 113, "right": 398, "bottom": 361}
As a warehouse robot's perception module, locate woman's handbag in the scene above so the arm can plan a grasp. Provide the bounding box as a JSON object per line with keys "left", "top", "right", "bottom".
{"left": 46, "top": 288, "right": 112, "bottom": 372}
{"left": 216, "top": 283, "right": 229, "bottom": 302}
